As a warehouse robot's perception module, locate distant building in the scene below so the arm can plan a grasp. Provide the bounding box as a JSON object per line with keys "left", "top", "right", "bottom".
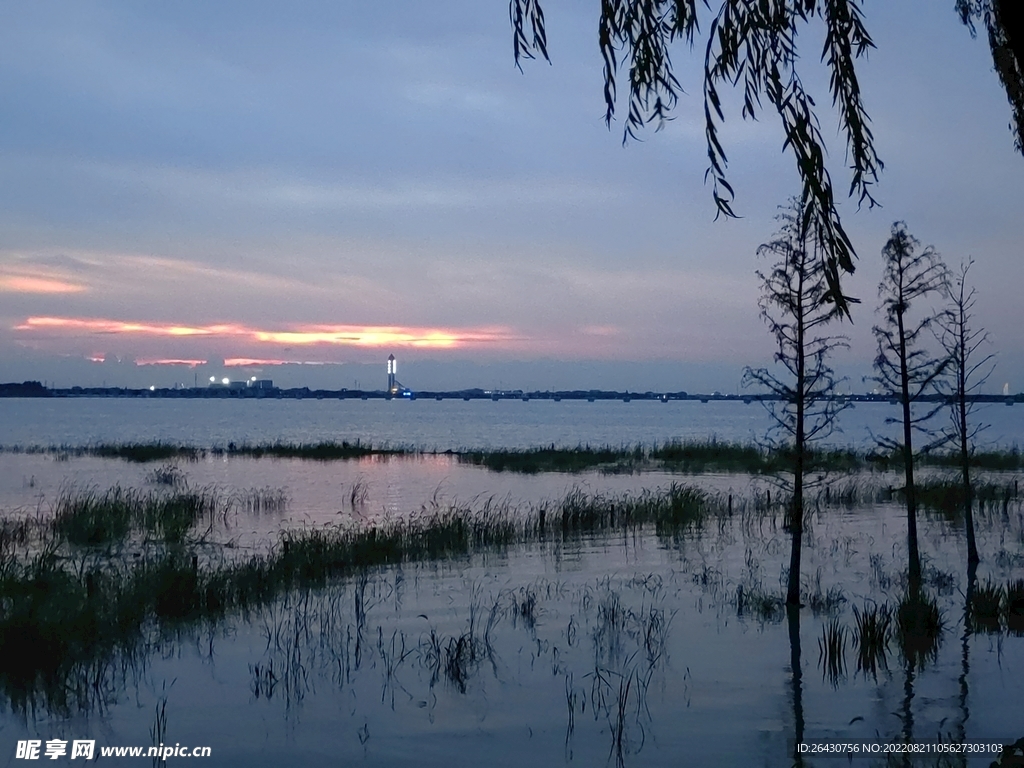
{"left": 208, "top": 377, "right": 274, "bottom": 391}
{"left": 387, "top": 354, "right": 398, "bottom": 394}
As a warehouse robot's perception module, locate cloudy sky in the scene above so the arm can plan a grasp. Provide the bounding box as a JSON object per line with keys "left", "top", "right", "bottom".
{"left": 2, "top": 2, "right": 1022, "bottom": 392}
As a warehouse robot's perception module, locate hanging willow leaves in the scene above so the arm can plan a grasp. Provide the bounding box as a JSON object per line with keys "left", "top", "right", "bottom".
{"left": 957, "top": 0, "right": 1024, "bottom": 153}
{"left": 510, "top": 1, "right": 1024, "bottom": 315}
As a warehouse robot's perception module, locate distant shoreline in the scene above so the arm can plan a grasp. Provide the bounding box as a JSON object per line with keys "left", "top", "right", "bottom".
{"left": 1, "top": 380, "right": 1021, "bottom": 404}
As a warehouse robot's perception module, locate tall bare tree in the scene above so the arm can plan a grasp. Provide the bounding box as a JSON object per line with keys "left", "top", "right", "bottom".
{"left": 871, "top": 222, "right": 949, "bottom": 591}
{"left": 510, "top": 1, "right": 1024, "bottom": 314}
{"left": 937, "top": 259, "right": 995, "bottom": 568}
{"left": 743, "top": 198, "right": 848, "bottom": 607}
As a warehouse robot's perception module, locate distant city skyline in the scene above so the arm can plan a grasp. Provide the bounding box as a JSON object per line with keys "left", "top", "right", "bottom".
{"left": 2, "top": 2, "right": 1022, "bottom": 392}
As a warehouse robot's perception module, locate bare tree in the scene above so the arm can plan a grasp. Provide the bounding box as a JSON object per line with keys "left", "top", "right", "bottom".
{"left": 511, "top": 1, "right": 1024, "bottom": 314}
{"left": 937, "top": 259, "right": 995, "bottom": 568}
{"left": 871, "top": 222, "right": 949, "bottom": 590}
{"left": 743, "top": 198, "right": 848, "bottom": 607}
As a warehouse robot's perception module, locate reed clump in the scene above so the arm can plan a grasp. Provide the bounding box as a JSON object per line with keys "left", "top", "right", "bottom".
{"left": 852, "top": 603, "right": 892, "bottom": 678}
{"left": 818, "top": 618, "right": 848, "bottom": 687}
{"left": 0, "top": 483, "right": 713, "bottom": 713}
{"left": 1006, "top": 579, "right": 1024, "bottom": 635}
{"left": 220, "top": 440, "right": 411, "bottom": 461}
{"left": 971, "top": 581, "right": 1004, "bottom": 633}
{"left": 458, "top": 445, "right": 641, "bottom": 474}
{"left": 895, "top": 591, "right": 943, "bottom": 669}
{"left": 734, "top": 584, "right": 785, "bottom": 622}
{"left": 915, "top": 479, "right": 1019, "bottom": 518}
{"left": 6, "top": 439, "right": 1024, "bottom": 476}
{"left": 88, "top": 442, "right": 201, "bottom": 463}
{"left": 51, "top": 486, "right": 219, "bottom": 545}
{"left": 919, "top": 448, "right": 1024, "bottom": 472}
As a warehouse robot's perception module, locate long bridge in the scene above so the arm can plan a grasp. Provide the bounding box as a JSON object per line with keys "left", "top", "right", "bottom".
{"left": 2, "top": 381, "right": 1020, "bottom": 405}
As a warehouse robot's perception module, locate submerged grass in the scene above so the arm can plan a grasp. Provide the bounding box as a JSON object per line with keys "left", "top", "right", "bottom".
{"left": 1006, "top": 579, "right": 1024, "bottom": 635}
{"left": 971, "top": 581, "right": 1004, "bottom": 633}
{"left": 896, "top": 591, "right": 944, "bottom": 670}
{"left": 0, "top": 440, "right": 412, "bottom": 464}
{"left": 220, "top": 440, "right": 412, "bottom": 461}
{"left": 88, "top": 443, "right": 201, "bottom": 463}
{"left": 51, "top": 485, "right": 243, "bottom": 545}
{"left": 818, "top": 618, "right": 848, "bottom": 687}
{"left": 458, "top": 445, "right": 642, "bottom": 474}
{"left": 5, "top": 439, "right": 1024, "bottom": 477}
{"left": 915, "top": 478, "right": 1020, "bottom": 517}
{"left": 0, "top": 483, "right": 713, "bottom": 713}
{"left": 852, "top": 603, "right": 892, "bottom": 678}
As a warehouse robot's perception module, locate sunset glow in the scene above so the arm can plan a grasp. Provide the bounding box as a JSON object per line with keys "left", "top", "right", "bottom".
{"left": 0, "top": 276, "right": 87, "bottom": 294}
{"left": 16, "top": 317, "right": 514, "bottom": 349}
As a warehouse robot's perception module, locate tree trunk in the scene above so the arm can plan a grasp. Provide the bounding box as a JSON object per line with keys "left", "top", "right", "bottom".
{"left": 787, "top": 260, "right": 807, "bottom": 607}
{"left": 788, "top": 605, "right": 804, "bottom": 767}
{"left": 958, "top": 325, "right": 979, "bottom": 566}
{"left": 897, "top": 308, "right": 922, "bottom": 592}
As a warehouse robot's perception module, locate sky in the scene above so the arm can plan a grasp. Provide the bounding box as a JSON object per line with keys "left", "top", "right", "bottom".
{"left": 1, "top": 1, "right": 1022, "bottom": 393}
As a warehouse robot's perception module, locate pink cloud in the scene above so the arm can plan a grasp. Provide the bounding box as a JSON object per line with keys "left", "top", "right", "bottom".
{"left": 0, "top": 276, "right": 87, "bottom": 294}
{"left": 16, "top": 316, "right": 517, "bottom": 349}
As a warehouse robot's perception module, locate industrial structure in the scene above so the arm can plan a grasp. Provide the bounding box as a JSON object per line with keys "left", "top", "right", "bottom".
{"left": 386, "top": 354, "right": 404, "bottom": 395}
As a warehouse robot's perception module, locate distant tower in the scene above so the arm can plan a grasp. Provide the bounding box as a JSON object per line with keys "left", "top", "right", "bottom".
{"left": 387, "top": 354, "right": 396, "bottom": 393}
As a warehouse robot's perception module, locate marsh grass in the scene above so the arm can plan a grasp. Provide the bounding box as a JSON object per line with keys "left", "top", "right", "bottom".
{"left": 91, "top": 443, "right": 200, "bottom": 463}
{"left": 804, "top": 570, "right": 846, "bottom": 616}
{"left": 852, "top": 603, "right": 892, "bottom": 678}
{"left": 915, "top": 478, "right": 1020, "bottom": 518}
{"left": 52, "top": 486, "right": 220, "bottom": 545}
{"left": 149, "top": 464, "right": 185, "bottom": 487}
{"left": 0, "top": 483, "right": 711, "bottom": 713}
{"left": 0, "top": 443, "right": 200, "bottom": 462}
{"left": 1007, "top": 579, "right": 1024, "bottom": 635}
{"left": 220, "top": 440, "right": 412, "bottom": 461}
{"left": 971, "top": 581, "right": 1004, "bottom": 633}
{"left": 734, "top": 584, "right": 785, "bottom": 622}
{"left": 6, "top": 440, "right": 1024, "bottom": 485}
{"left": 0, "top": 440, "right": 409, "bottom": 464}
{"left": 869, "top": 447, "right": 1024, "bottom": 472}
{"left": 49, "top": 485, "right": 289, "bottom": 546}
{"left": 896, "top": 591, "right": 943, "bottom": 670}
{"left": 817, "top": 618, "right": 848, "bottom": 687}
{"left": 458, "top": 445, "right": 643, "bottom": 474}
{"left": 650, "top": 440, "right": 861, "bottom": 475}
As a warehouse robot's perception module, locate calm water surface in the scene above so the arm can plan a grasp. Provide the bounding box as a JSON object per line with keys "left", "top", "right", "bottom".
{"left": 2, "top": 501, "right": 1022, "bottom": 766}
{"left": 4, "top": 398, "right": 1024, "bottom": 450}
{"left": 2, "top": 398, "right": 1023, "bottom": 766}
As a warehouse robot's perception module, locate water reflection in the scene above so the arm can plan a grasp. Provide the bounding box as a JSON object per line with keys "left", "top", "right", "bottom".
{"left": 0, "top": 490, "right": 1020, "bottom": 765}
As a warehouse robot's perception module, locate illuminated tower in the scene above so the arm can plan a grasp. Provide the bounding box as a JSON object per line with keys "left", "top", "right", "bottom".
{"left": 387, "top": 354, "right": 396, "bottom": 393}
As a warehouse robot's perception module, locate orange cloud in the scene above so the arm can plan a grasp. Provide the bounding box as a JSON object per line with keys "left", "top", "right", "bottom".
{"left": 0, "top": 276, "right": 87, "bottom": 294}
{"left": 19, "top": 317, "right": 240, "bottom": 337}
{"left": 16, "top": 316, "right": 515, "bottom": 349}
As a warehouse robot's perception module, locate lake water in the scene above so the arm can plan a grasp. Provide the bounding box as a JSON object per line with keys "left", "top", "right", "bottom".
{"left": 3, "top": 398, "right": 1023, "bottom": 450}
{"left": 2, "top": 398, "right": 1023, "bottom": 766}
{"left": 3, "top": 499, "right": 1022, "bottom": 766}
